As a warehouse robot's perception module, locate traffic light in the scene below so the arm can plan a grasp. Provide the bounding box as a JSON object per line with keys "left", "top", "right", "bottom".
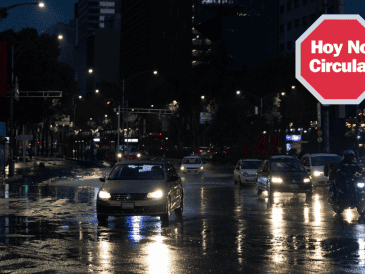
{"left": 105, "top": 99, "right": 114, "bottom": 106}
{"left": 357, "top": 110, "right": 363, "bottom": 123}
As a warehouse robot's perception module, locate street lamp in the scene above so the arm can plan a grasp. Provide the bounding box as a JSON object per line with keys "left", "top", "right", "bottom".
{"left": 201, "top": 95, "right": 205, "bottom": 99}
{"left": 0, "top": 2, "right": 45, "bottom": 22}
{"left": 119, "top": 70, "right": 158, "bottom": 160}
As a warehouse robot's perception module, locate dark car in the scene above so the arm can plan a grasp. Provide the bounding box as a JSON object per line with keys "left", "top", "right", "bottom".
{"left": 97, "top": 160, "right": 184, "bottom": 224}
{"left": 192, "top": 147, "right": 212, "bottom": 160}
{"left": 255, "top": 155, "right": 312, "bottom": 198}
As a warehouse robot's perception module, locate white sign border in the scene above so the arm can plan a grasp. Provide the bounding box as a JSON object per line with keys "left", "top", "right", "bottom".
{"left": 296, "top": 14, "right": 365, "bottom": 105}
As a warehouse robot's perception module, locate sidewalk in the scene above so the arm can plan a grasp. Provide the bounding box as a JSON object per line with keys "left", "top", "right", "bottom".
{"left": 0, "top": 156, "right": 113, "bottom": 184}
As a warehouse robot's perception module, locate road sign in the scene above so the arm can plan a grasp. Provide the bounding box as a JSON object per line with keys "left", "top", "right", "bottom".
{"left": 317, "top": 130, "right": 322, "bottom": 136}
{"left": 296, "top": 15, "right": 365, "bottom": 105}
{"left": 15, "top": 135, "right": 33, "bottom": 141}
{"left": 317, "top": 137, "right": 323, "bottom": 143}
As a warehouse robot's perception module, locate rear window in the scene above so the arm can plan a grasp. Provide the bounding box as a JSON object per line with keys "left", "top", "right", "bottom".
{"left": 109, "top": 164, "right": 164, "bottom": 180}
{"left": 183, "top": 158, "right": 202, "bottom": 164}
{"left": 241, "top": 161, "right": 262, "bottom": 169}
{"left": 311, "top": 156, "right": 341, "bottom": 166}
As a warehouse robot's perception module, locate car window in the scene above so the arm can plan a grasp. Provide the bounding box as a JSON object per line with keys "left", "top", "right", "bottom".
{"left": 241, "top": 161, "right": 263, "bottom": 169}
{"left": 109, "top": 164, "right": 164, "bottom": 180}
{"left": 270, "top": 161, "right": 305, "bottom": 171}
{"left": 311, "top": 156, "right": 341, "bottom": 166}
{"left": 183, "top": 158, "right": 202, "bottom": 164}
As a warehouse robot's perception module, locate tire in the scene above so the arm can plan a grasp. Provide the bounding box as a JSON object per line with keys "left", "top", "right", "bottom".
{"left": 174, "top": 195, "right": 184, "bottom": 218}
{"left": 97, "top": 213, "right": 108, "bottom": 224}
{"left": 256, "top": 184, "right": 263, "bottom": 196}
{"left": 357, "top": 204, "right": 365, "bottom": 216}
{"left": 160, "top": 198, "right": 171, "bottom": 223}
{"left": 332, "top": 204, "right": 344, "bottom": 214}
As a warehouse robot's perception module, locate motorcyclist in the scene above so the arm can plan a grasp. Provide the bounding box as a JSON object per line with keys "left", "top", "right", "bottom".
{"left": 331, "top": 150, "right": 363, "bottom": 202}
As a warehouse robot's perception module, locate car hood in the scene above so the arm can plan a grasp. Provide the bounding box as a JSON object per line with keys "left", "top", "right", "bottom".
{"left": 102, "top": 179, "right": 166, "bottom": 193}
{"left": 270, "top": 170, "right": 307, "bottom": 180}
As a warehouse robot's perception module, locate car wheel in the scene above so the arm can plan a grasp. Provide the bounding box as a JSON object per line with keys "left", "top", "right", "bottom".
{"left": 256, "top": 184, "right": 263, "bottom": 195}
{"left": 97, "top": 213, "right": 108, "bottom": 224}
{"left": 160, "top": 198, "right": 171, "bottom": 223}
{"left": 174, "top": 195, "right": 184, "bottom": 218}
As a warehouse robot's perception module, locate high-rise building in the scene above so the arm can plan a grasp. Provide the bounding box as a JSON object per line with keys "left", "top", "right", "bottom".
{"left": 74, "top": 0, "right": 121, "bottom": 97}
{"left": 120, "top": 0, "right": 192, "bottom": 108}
{"left": 193, "top": 0, "right": 277, "bottom": 70}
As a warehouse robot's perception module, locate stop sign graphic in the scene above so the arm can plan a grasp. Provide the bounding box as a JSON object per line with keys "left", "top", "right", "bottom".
{"left": 296, "top": 15, "right": 365, "bottom": 105}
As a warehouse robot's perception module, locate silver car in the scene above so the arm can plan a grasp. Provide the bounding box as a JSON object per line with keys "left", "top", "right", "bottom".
{"left": 97, "top": 161, "right": 184, "bottom": 224}
{"left": 234, "top": 159, "right": 263, "bottom": 185}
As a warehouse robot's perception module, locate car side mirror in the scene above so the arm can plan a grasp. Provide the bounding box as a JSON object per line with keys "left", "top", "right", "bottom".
{"left": 100, "top": 177, "right": 106, "bottom": 182}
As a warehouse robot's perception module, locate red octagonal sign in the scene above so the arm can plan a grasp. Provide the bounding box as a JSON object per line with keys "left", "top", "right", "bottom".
{"left": 296, "top": 15, "right": 365, "bottom": 105}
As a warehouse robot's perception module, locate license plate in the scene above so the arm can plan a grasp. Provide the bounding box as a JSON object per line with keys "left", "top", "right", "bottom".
{"left": 290, "top": 184, "right": 299, "bottom": 189}
{"left": 122, "top": 202, "right": 134, "bottom": 209}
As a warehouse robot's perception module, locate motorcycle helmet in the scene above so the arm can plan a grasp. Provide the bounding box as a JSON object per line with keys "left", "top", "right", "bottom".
{"left": 343, "top": 149, "right": 355, "bottom": 161}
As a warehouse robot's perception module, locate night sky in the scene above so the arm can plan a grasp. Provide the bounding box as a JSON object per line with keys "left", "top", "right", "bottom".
{"left": 0, "top": 0, "right": 77, "bottom": 34}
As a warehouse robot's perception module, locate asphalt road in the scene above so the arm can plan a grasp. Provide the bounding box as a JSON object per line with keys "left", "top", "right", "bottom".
{"left": 0, "top": 160, "right": 365, "bottom": 273}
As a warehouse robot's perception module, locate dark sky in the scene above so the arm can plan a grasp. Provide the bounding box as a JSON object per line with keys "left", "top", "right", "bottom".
{"left": 0, "top": 0, "right": 77, "bottom": 34}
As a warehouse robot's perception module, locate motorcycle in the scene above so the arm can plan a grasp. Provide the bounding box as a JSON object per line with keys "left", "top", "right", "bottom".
{"left": 329, "top": 171, "right": 365, "bottom": 215}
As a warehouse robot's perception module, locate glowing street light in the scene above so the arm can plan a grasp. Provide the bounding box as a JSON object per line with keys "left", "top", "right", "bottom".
{"left": 58, "top": 34, "right": 63, "bottom": 40}
{"left": 38, "top": 2, "right": 45, "bottom": 8}
{"left": 79, "top": 95, "right": 82, "bottom": 99}
{"left": 95, "top": 89, "right": 99, "bottom": 93}
{"left": 281, "top": 92, "right": 285, "bottom": 96}
{"left": 88, "top": 69, "right": 93, "bottom": 74}
{"left": 153, "top": 71, "right": 158, "bottom": 74}
{"left": 236, "top": 90, "right": 240, "bottom": 95}
{"left": 201, "top": 95, "right": 205, "bottom": 99}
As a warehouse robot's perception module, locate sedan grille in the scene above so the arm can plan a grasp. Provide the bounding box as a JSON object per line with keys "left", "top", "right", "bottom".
{"left": 110, "top": 193, "right": 148, "bottom": 201}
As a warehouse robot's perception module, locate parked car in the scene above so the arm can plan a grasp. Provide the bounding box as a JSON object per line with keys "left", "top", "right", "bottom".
{"left": 256, "top": 155, "right": 312, "bottom": 198}
{"left": 97, "top": 160, "right": 184, "bottom": 224}
{"left": 233, "top": 159, "right": 264, "bottom": 185}
{"left": 180, "top": 156, "right": 205, "bottom": 175}
{"left": 300, "top": 153, "right": 342, "bottom": 187}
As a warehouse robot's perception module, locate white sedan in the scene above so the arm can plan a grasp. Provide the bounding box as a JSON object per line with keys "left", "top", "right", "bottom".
{"left": 234, "top": 159, "right": 263, "bottom": 185}
{"left": 180, "top": 156, "right": 205, "bottom": 174}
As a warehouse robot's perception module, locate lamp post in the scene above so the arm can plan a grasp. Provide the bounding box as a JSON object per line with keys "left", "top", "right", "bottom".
{"left": 120, "top": 70, "right": 158, "bottom": 161}
{"left": 0, "top": 2, "right": 45, "bottom": 22}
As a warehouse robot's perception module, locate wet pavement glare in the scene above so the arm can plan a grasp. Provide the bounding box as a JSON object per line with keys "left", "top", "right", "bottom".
{"left": 0, "top": 162, "right": 365, "bottom": 273}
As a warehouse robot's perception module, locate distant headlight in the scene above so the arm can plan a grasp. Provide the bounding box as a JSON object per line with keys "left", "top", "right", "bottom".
{"left": 271, "top": 177, "right": 283, "bottom": 183}
{"left": 180, "top": 166, "right": 185, "bottom": 170}
{"left": 147, "top": 190, "right": 163, "bottom": 199}
{"left": 99, "top": 191, "right": 111, "bottom": 199}
{"left": 200, "top": 166, "right": 204, "bottom": 170}
{"left": 117, "top": 153, "right": 122, "bottom": 158}
{"left": 313, "top": 170, "right": 323, "bottom": 177}
{"left": 137, "top": 153, "right": 141, "bottom": 158}
{"left": 357, "top": 182, "right": 365, "bottom": 188}
{"left": 303, "top": 178, "right": 310, "bottom": 183}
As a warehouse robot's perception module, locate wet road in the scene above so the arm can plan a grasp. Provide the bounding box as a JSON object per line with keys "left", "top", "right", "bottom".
{"left": 0, "top": 161, "right": 365, "bottom": 273}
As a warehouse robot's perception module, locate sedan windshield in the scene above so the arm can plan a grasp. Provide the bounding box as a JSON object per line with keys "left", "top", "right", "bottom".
{"left": 311, "top": 156, "right": 341, "bottom": 166}
{"left": 183, "top": 158, "right": 202, "bottom": 164}
{"left": 241, "top": 161, "right": 262, "bottom": 169}
{"left": 270, "top": 161, "right": 305, "bottom": 171}
{"left": 108, "top": 164, "right": 164, "bottom": 180}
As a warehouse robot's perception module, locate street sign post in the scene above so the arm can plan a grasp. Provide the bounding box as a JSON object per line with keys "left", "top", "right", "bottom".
{"left": 296, "top": 14, "right": 365, "bottom": 105}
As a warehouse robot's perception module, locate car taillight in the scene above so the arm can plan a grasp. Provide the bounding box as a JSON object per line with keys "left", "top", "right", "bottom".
{"left": 199, "top": 150, "right": 202, "bottom": 153}
{"left": 159, "top": 147, "right": 163, "bottom": 150}
{"left": 192, "top": 151, "right": 195, "bottom": 154}
{"left": 207, "top": 150, "right": 210, "bottom": 153}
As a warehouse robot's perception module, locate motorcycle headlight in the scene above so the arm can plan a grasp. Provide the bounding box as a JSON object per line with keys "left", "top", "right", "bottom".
{"left": 313, "top": 170, "right": 323, "bottom": 177}
{"left": 180, "top": 166, "right": 185, "bottom": 170}
{"left": 99, "top": 191, "right": 111, "bottom": 199}
{"left": 147, "top": 190, "right": 163, "bottom": 199}
{"left": 271, "top": 177, "right": 283, "bottom": 183}
{"left": 303, "top": 178, "right": 310, "bottom": 183}
{"left": 357, "top": 182, "right": 365, "bottom": 188}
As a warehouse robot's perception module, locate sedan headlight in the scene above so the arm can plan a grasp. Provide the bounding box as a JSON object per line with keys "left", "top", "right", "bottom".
{"left": 200, "top": 166, "right": 204, "bottom": 170}
{"left": 180, "top": 166, "right": 185, "bottom": 170}
{"left": 313, "top": 170, "right": 323, "bottom": 177}
{"left": 271, "top": 177, "right": 283, "bottom": 183}
{"left": 357, "top": 182, "right": 365, "bottom": 188}
{"left": 137, "top": 153, "right": 141, "bottom": 158}
{"left": 147, "top": 190, "right": 163, "bottom": 199}
{"left": 303, "top": 178, "right": 310, "bottom": 183}
{"left": 99, "top": 191, "right": 111, "bottom": 199}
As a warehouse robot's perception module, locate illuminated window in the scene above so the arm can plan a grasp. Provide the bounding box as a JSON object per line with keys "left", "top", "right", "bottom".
{"left": 100, "top": 2, "right": 115, "bottom": 7}
{"left": 100, "top": 9, "right": 115, "bottom": 14}
{"left": 100, "top": 16, "right": 105, "bottom": 21}
{"left": 99, "top": 23, "right": 105, "bottom": 28}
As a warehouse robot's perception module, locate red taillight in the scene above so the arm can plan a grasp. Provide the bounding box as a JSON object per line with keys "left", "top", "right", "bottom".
{"left": 160, "top": 147, "right": 163, "bottom": 150}
{"left": 199, "top": 150, "right": 202, "bottom": 153}
{"left": 192, "top": 151, "right": 195, "bottom": 154}
{"left": 223, "top": 151, "right": 227, "bottom": 154}
{"left": 207, "top": 150, "right": 210, "bottom": 153}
